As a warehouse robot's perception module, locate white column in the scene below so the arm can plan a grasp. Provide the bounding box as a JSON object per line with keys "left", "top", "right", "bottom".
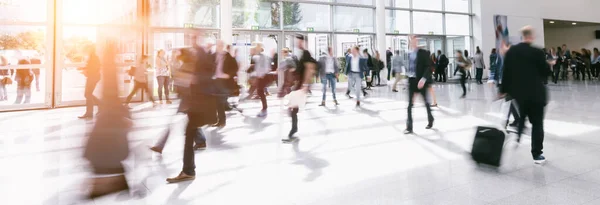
{"left": 375, "top": 0, "right": 388, "bottom": 84}
{"left": 220, "top": 0, "right": 233, "bottom": 44}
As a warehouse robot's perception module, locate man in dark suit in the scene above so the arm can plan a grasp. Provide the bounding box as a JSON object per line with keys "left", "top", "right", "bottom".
{"left": 405, "top": 35, "right": 434, "bottom": 134}
{"left": 435, "top": 50, "right": 449, "bottom": 82}
{"left": 213, "top": 40, "right": 239, "bottom": 127}
{"left": 386, "top": 48, "right": 393, "bottom": 80}
{"left": 500, "top": 26, "right": 549, "bottom": 164}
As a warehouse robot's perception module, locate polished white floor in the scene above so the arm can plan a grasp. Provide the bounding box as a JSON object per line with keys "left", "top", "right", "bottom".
{"left": 3, "top": 80, "right": 600, "bottom": 205}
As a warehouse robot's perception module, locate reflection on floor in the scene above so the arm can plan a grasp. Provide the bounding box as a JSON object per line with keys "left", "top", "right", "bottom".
{"left": 2, "top": 81, "right": 600, "bottom": 205}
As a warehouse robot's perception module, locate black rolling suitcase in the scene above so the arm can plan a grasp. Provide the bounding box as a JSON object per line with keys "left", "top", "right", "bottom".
{"left": 471, "top": 126, "right": 505, "bottom": 166}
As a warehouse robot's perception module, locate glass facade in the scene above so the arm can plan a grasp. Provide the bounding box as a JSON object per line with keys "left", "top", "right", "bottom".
{"left": 0, "top": 0, "right": 472, "bottom": 111}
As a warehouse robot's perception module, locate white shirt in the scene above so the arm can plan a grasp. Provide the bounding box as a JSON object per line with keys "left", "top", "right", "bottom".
{"left": 326, "top": 56, "right": 335, "bottom": 74}
{"left": 351, "top": 55, "right": 360, "bottom": 72}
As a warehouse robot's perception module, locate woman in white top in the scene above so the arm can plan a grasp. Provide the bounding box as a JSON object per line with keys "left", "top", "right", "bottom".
{"left": 473, "top": 46, "right": 486, "bottom": 84}
{"left": 155, "top": 50, "right": 171, "bottom": 104}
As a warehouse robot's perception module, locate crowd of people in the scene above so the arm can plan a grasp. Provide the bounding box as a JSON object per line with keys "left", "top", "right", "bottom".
{"left": 78, "top": 26, "right": 554, "bottom": 198}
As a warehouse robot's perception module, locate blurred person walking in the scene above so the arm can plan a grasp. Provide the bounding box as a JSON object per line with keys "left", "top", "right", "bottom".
{"left": 391, "top": 50, "right": 405, "bottom": 92}
{"left": 83, "top": 38, "right": 132, "bottom": 198}
{"left": 0, "top": 56, "right": 10, "bottom": 101}
{"left": 155, "top": 49, "right": 172, "bottom": 104}
{"left": 318, "top": 46, "right": 339, "bottom": 106}
{"left": 500, "top": 26, "right": 549, "bottom": 164}
{"left": 13, "top": 59, "right": 33, "bottom": 104}
{"left": 435, "top": 50, "right": 449, "bottom": 82}
{"left": 404, "top": 35, "right": 434, "bottom": 134}
{"left": 166, "top": 35, "right": 219, "bottom": 183}
{"left": 79, "top": 45, "right": 102, "bottom": 119}
{"left": 124, "top": 55, "right": 156, "bottom": 106}
{"left": 282, "top": 34, "right": 317, "bottom": 143}
{"left": 345, "top": 46, "right": 367, "bottom": 107}
{"left": 150, "top": 48, "right": 208, "bottom": 154}
{"left": 213, "top": 40, "right": 239, "bottom": 127}
{"left": 455, "top": 50, "right": 470, "bottom": 98}
{"left": 250, "top": 43, "right": 271, "bottom": 118}
{"left": 473, "top": 46, "right": 486, "bottom": 84}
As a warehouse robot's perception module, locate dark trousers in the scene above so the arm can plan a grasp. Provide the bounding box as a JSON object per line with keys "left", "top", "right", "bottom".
{"left": 552, "top": 67, "right": 559, "bottom": 83}
{"left": 156, "top": 76, "right": 170, "bottom": 100}
{"left": 84, "top": 77, "right": 100, "bottom": 115}
{"left": 182, "top": 113, "right": 204, "bottom": 176}
{"left": 256, "top": 77, "right": 268, "bottom": 111}
{"left": 459, "top": 70, "right": 467, "bottom": 97}
{"left": 386, "top": 64, "right": 391, "bottom": 80}
{"left": 475, "top": 68, "right": 483, "bottom": 83}
{"left": 125, "top": 81, "right": 154, "bottom": 103}
{"left": 515, "top": 100, "right": 545, "bottom": 157}
{"left": 215, "top": 79, "right": 231, "bottom": 125}
{"left": 289, "top": 108, "right": 299, "bottom": 137}
{"left": 435, "top": 68, "right": 447, "bottom": 82}
{"left": 406, "top": 78, "right": 434, "bottom": 130}
{"left": 371, "top": 70, "right": 380, "bottom": 85}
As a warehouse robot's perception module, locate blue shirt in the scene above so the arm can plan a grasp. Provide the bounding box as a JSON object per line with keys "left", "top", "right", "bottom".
{"left": 407, "top": 50, "right": 417, "bottom": 77}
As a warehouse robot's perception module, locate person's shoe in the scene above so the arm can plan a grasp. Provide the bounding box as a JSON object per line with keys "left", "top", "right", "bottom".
{"left": 346, "top": 93, "right": 353, "bottom": 99}
{"left": 149, "top": 146, "right": 163, "bottom": 154}
{"left": 460, "top": 95, "right": 466, "bottom": 99}
{"left": 166, "top": 172, "right": 196, "bottom": 183}
{"left": 356, "top": 101, "right": 360, "bottom": 107}
{"left": 533, "top": 155, "right": 546, "bottom": 164}
{"left": 78, "top": 114, "right": 93, "bottom": 119}
{"left": 319, "top": 101, "right": 326, "bottom": 106}
{"left": 404, "top": 129, "right": 413, "bottom": 134}
{"left": 426, "top": 121, "right": 434, "bottom": 129}
{"left": 392, "top": 89, "right": 398, "bottom": 92}
{"left": 88, "top": 175, "right": 129, "bottom": 199}
{"left": 282, "top": 136, "right": 299, "bottom": 144}
{"left": 166, "top": 100, "right": 172, "bottom": 104}
{"left": 194, "top": 141, "right": 207, "bottom": 150}
{"left": 333, "top": 100, "right": 339, "bottom": 106}
{"left": 430, "top": 103, "right": 438, "bottom": 107}
{"left": 508, "top": 121, "right": 519, "bottom": 127}
{"left": 159, "top": 100, "right": 164, "bottom": 104}
{"left": 257, "top": 110, "right": 267, "bottom": 117}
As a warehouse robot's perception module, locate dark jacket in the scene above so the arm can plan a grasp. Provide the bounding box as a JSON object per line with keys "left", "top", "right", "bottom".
{"left": 500, "top": 43, "right": 549, "bottom": 104}
{"left": 181, "top": 46, "right": 218, "bottom": 126}
{"left": 83, "top": 53, "right": 101, "bottom": 79}
{"left": 436, "top": 54, "right": 449, "bottom": 70}
{"left": 344, "top": 55, "right": 368, "bottom": 78}
{"left": 413, "top": 49, "right": 433, "bottom": 82}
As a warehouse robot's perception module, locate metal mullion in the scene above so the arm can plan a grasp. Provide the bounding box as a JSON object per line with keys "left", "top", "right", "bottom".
{"left": 442, "top": 0, "right": 445, "bottom": 11}
{"left": 442, "top": 14, "right": 446, "bottom": 36}
{"left": 279, "top": 1, "right": 284, "bottom": 31}
{"left": 54, "top": 0, "right": 64, "bottom": 106}
{"left": 280, "top": 0, "right": 375, "bottom": 8}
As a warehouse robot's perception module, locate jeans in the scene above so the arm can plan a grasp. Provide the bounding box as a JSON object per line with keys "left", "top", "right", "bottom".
{"left": 154, "top": 115, "right": 206, "bottom": 150}
{"left": 516, "top": 100, "right": 545, "bottom": 157}
{"left": 386, "top": 64, "right": 391, "bottom": 80}
{"left": 125, "top": 81, "right": 155, "bottom": 103}
{"left": 347, "top": 72, "right": 362, "bottom": 101}
{"left": 84, "top": 77, "right": 100, "bottom": 115}
{"left": 157, "top": 76, "right": 170, "bottom": 100}
{"left": 321, "top": 73, "right": 337, "bottom": 101}
{"left": 14, "top": 84, "right": 31, "bottom": 104}
{"left": 406, "top": 78, "right": 434, "bottom": 131}
{"left": 475, "top": 68, "right": 483, "bottom": 83}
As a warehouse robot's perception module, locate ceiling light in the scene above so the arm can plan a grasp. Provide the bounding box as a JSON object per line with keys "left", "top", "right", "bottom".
{"left": 572, "top": 22, "right": 577, "bottom": 25}
{"left": 549, "top": 21, "right": 554, "bottom": 24}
